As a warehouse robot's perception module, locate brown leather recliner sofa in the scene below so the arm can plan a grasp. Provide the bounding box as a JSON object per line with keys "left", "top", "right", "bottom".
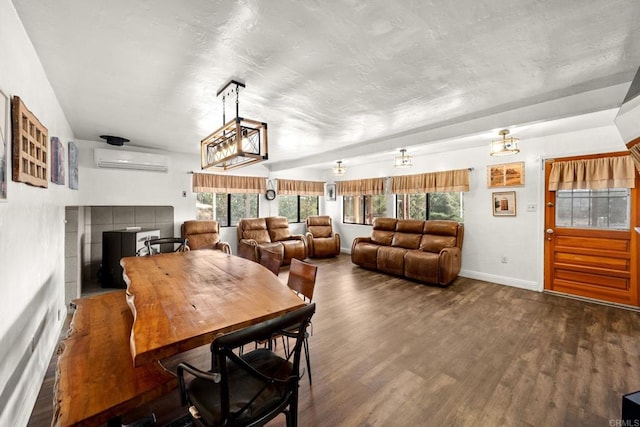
{"left": 181, "top": 220, "right": 232, "bottom": 254}
{"left": 351, "top": 217, "right": 464, "bottom": 286}
{"left": 237, "top": 216, "right": 307, "bottom": 266}
{"left": 305, "top": 215, "right": 340, "bottom": 258}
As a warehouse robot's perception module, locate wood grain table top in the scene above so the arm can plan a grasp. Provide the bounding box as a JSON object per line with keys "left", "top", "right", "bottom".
{"left": 54, "top": 291, "right": 177, "bottom": 427}
{"left": 121, "top": 250, "right": 305, "bottom": 366}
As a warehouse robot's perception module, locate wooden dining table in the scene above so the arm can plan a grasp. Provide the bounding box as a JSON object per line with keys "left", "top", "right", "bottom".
{"left": 122, "top": 249, "right": 306, "bottom": 366}
{"left": 54, "top": 249, "right": 305, "bottom": 426}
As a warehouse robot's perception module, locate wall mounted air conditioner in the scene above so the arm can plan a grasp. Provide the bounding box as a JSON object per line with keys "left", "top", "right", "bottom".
{"left": 94, "top": 148, "right": 169, "bottom": 172}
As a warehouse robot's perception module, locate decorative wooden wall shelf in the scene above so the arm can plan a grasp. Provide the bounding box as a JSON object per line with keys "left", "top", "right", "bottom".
{"left": 12, "top": 96, "right": 48, "bottom": 188}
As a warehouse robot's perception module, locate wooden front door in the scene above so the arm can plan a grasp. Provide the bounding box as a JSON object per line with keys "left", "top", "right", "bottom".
{"left": 544, "top": 153, "right": 640, "bottom": 307}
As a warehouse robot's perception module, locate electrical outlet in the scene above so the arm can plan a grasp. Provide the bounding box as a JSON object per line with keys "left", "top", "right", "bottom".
{"left": 526, "top": 203, "right": 536, "bottom": 212}
{"left": 501, "top": 256, "right": 508, "bottom": 263}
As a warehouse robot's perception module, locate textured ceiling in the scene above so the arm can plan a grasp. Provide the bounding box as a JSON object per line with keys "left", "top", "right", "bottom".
{"left": 10, "top": 0, "right": 640, "bottom": 170}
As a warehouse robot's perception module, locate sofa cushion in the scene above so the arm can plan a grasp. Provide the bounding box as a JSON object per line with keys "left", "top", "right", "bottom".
{"left": 424, "top": 220, "right": 459, "bottom": 236}
{"left": 266, "top": 217, "right": 291, "bottom": 241}
{"left": 309, "top": 225, "right": 332, "bottom": 238}
{"left": 377, "top": 246, "right": 407, "bottom": 276}
{"left": 420, "top": 235, "right": 457, "bottom": 253}
{"left": 373, "top": 217, "right": 397, "bottom": 231}
{"left": 404, "top": 250, "right": 439, "bottom": 283}
{"left": 240, "top": 218, "right": 270, "bottom": 243}
{"left": 396, "top": 219, "right": 425, "bottom": 234}
{"left": 391, "top": 232, "right": 421, "bottom": 249}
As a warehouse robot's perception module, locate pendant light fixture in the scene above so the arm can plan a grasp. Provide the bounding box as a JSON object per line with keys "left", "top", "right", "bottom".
{"left": 490, "top": 129, "right": 520, "bottom": 156}
{"left": 200, "top": 79, "right": 268, "bottom": 170}
{"left": 333, "top": 161, "right": 346, "bottom": 175}
{"left": 394, "top": 148, "right": 413, "bottom": 168}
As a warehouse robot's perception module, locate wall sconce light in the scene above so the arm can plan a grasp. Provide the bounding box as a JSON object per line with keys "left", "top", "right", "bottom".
{"left": 394, "top": 148, "right": 413, "bottom": 168}
{"left": 201, "top": 80, "right": 268, "bottom": 171}
{"left": 490, "top": 129, "right": 520, "bottom": 156}
{"left": 333, "top": 161, "right": 346, "bottom": 175}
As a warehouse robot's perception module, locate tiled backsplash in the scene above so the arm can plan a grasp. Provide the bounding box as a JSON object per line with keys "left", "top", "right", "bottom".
{"left": 83, "top": 206, "right": 174, "bottom": 282}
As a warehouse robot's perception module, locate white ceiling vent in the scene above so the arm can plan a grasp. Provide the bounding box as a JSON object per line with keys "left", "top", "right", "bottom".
{"left": 94, "top": 148, "right": 169, "bottom": 172}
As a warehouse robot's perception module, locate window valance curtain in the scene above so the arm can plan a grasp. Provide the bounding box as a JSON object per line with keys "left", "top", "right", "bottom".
{"left": 192, "top": 173, "right": 266, "bottom": 194}
{"left": 548, "top": 155, "right": 636, "bottom": 190}
{"left": 336, "top": 177, "right": 385, "bottom": 196}
{"left": 276, "top": 179, "right": 325, "bottom": 196}
{"left": 391, "top": 169, "right": 470, "bottom": 194}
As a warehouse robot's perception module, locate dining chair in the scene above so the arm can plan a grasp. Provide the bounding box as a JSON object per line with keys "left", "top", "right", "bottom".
{"left": 177, "top": 303, "right": 316, "bottom": 427}
{"left": 284, "top": 258, "right": 318, "bottom": 385}
{"left": 142, "top": 237, "right": 189, "bottom": 255}
{"left": 260, "top": 246, "right": 283, "bottom": 276}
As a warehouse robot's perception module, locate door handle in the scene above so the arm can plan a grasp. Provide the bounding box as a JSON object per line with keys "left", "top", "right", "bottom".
{"left": 546, "top": 229, "right": 554, "bottom": 234}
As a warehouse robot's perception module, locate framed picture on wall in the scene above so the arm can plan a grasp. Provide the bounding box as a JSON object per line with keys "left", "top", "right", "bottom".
{"left": 487, "top": 161, "right": 524, "bottom": 188}
{"left": 492, "top": 191, "right": 516, "bottom": 216}
{"left": 0, "top": 88, "right": 8, "bottom": 201}
{"left": 326, "top": 183, "right": 336, "bottom": 201}
{"left": 68, "top": 141, "right": 79, "bottom": 190}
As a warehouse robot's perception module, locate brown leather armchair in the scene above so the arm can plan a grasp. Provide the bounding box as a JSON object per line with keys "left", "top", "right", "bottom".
{"left": 305, "top": 215, "right": 340, "bottom": 258}
{"left": 181, "top": 220, "right": 232, "bottom": 254}
{"left": 237, "top": 217, "right": 307, "bottom": 266}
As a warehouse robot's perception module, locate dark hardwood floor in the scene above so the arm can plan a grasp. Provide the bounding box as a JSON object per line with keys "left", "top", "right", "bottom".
{"left": 28, "top": 254, "right": 640, "bottom": 426}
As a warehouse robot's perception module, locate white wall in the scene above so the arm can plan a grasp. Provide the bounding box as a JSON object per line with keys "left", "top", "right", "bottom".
{"left": 0, "top": 0, "right": 78, "bottom": 425}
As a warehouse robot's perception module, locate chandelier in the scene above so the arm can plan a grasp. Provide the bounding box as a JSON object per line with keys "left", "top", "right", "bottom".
{"left": 201, "top": 80, "right": 268, "bottom": 170}
{"left": 333, "top": 161, "right": 346, "bottom": 175}
{"left": 394, "top": 148, "right": 413, "bottom": 168}
{"left": 489, "top": 129, "right": 520, "bottom": 156}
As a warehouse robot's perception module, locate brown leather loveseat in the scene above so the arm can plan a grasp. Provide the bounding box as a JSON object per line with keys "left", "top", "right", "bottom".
{"left": 237, "top": 216, "right": 307, "bottom": 266}
{"left": 351, "top": 218, "right": 463, "bottom": 286}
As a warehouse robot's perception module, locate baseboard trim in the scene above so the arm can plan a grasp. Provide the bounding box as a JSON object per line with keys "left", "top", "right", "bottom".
{"left": 460, "top": 269, "right": 540, "bottom": 292}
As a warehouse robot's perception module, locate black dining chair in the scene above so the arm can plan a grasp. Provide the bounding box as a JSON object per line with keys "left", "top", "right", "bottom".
{"left": 177, "top": 303, "right": 316, "bottom": 427}
{"left": 140, "top": 237, "right": 189, "bottom": 255}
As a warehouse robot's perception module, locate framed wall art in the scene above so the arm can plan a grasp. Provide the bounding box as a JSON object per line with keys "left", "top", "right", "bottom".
{"left": 492, "top": 191, "right": 516, "bottom": 216}
{"left": 51, "top": 136, "right": 65, "bottom": 185}
{"left": 487, "top": 161, "right": 524, "bottom": 188}
{"left": 12, "top": 96, "right": 48, "bottom": 188}
{"left": 326, "top": 183, "right": 336, "bottom": 201}
{"left": 0, "top": 88, "right": 8, "bottom": 201}
{"left": 68, "top": 141, "right": 79, "bottom": 190}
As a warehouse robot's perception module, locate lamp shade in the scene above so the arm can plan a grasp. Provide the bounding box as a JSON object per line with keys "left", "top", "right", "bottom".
{"left": 333, "top": 161, "right": 346, "bottom": 175}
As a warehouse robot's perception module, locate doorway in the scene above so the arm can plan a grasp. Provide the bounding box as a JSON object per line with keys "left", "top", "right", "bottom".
{"left": 544, "top": 152, "right": 640, "bottom": 306}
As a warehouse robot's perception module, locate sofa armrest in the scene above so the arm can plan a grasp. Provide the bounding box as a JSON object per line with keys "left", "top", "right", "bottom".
{"left": 305, "top": 232, "right": 315, "bottom": 257}
{"left": 438, "top": 246, "right": 462, "bottom": 285}
{"left": 238, "top": 239, "right": 259, "bottom": 262}
{"left": 334, "top": 233, "right": 341, "bottom": 253}
{"left": 289, "top": 234, "right": 305, "bottom": 242}
{"left": 214, "top": 241, "right": 232, "bottom": 255}
{"left": 351, "top": 236, "right": 371, "bottom": 252}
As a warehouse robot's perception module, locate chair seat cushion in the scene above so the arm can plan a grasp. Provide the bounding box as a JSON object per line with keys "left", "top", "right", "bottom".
{"left": 187, "top": 349, "right": 293, "bottom": 426}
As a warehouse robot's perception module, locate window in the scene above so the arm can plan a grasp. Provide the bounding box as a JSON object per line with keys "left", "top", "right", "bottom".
{"left": 278, "top": 195, "right": 318, "bottom": 222}
{"left": 343, "top": 194, "right": 387, "bottom": 224}
{"left": 196, "top": 192, "right": 258, "bottom": 226}
{"left": 396, "top": 192, "right": 463, "bottom": 221}
{"left": 555, "top": 188, "right": 630, "bottom": 229}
